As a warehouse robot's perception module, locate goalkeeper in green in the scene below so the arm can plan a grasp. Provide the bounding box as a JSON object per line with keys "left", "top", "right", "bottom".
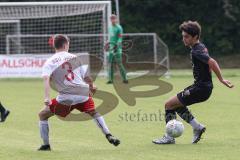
{"left": 107, "top": 14, "right": 128, "bottom": 84}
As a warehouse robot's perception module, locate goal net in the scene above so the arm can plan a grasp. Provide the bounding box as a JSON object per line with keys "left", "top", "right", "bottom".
{"left": 0, "top": 1, "right": 111, "bottom": 56}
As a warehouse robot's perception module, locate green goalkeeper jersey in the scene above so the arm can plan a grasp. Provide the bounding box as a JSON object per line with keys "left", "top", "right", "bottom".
{"left": 109, "top": 24, "right": 123, "bottom": 49}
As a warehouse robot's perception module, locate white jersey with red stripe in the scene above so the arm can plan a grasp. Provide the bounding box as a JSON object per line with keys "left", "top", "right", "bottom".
{"left": 42, "top": 51, "right": 89, "bottom": 105}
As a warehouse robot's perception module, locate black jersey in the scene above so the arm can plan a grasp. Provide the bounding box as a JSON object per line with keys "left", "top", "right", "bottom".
{"left": 190, "top": 43, "right": 213, "bottom": 88}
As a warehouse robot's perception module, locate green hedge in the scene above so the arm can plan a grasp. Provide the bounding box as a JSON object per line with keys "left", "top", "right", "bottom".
{"left": 120, "top": 0, "right": 240, "bottom": 55}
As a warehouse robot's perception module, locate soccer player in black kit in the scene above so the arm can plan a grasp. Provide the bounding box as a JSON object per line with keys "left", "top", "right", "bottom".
{"left": 153, "top": 21, "right": 234, "bottom": 144}
{"left": 0, "top": 102, "right": 10, "bottom": 122}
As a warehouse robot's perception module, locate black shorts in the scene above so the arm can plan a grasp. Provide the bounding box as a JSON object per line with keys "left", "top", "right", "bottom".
{"left": 177, "top": 84, "right": 212, "bottom": 106}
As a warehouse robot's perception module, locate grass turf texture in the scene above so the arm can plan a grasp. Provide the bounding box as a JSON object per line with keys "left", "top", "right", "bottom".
{"left": 0, "top": 69, "right": 239, "bottom": 160}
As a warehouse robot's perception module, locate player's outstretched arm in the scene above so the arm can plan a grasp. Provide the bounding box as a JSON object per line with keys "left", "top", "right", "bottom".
{"left": 208, "top": 58, "right": 234, "bottom": 88}
{"left": 43, "top": 75, "right": 51, "bottom": 105}
{"left": 116, "top": 26, "right": 123, "bottom": 50}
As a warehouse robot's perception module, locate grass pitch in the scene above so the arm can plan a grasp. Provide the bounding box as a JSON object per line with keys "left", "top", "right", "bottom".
{"left": 0, "top": 69, "right": 239, "bottom": 160}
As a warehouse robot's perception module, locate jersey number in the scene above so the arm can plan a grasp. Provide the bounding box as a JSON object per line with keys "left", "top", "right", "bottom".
{"left": 62, "top": 62, "right": 74, "bottom": 81}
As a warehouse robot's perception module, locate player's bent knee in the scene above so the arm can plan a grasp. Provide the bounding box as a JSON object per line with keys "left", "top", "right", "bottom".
{"left": 86, "top": 110, "right": 97, "bottom": 117}
{"left": 38, "top": 111, "right": 45, "bottom": 120}
{"left": 165, "top": 101, "right": 172, "bottom": 109}
{"left": 38, "top": 110, "right": 52, "bottom": 120}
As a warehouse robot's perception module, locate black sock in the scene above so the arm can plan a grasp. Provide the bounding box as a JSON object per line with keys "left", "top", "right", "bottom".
{"left": 165, "top": 109, "right": 176, "bottom": 124}
{"left": 106, "top": 133, "right": 112, "bottom": 139}
{"left": 0, "top": 102, "right": 6, "bottom": 114}
{"left": 176, "top": 107, "right": 194, "bottom": 123}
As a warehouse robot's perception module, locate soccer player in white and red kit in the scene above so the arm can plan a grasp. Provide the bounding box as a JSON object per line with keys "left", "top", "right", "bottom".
{"left": 38, "top": 34, "right": 120, "bottom": 151}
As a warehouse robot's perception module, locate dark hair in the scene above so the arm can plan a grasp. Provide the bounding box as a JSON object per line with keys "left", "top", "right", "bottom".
{"left": 179, "top": 21, "right": 201, "bottom": 39}
{"left": 54, "top": 34, "right": 69, "bottom": 49}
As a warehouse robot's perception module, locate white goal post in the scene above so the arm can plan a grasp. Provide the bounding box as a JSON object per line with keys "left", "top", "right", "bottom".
{"left": 0, "top": 1, "right": 112, "bottom": 56}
